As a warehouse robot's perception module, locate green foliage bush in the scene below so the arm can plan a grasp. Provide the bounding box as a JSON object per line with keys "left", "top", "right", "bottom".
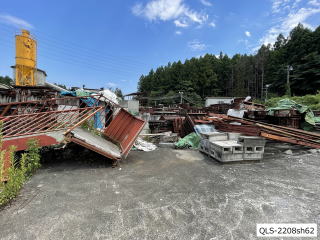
{"left": 81, "top": 120, "right": 102, "bottom": 136}
{"left": 265, "top": 93, "right": 320, "bottom": 110}
{"left": 0, "top": 138, "right": 41, "bottom": 207}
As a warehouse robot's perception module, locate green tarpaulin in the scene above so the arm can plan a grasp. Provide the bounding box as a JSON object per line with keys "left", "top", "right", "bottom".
{"left": 175, "top": 133, "right": 201, "bottom": 149}
{"left": 267, "top": 99, "right": 320, "bottom": 128}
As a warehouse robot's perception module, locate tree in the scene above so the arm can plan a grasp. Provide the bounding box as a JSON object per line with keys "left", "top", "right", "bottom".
{"left": 137, "top": 23, "right": 320, "bottom": 103}
{"left": 114, "top": 88, "right": 123, "bottom": 100}
{"left": 0, "top": 76, "right": 13, "bottom": 86}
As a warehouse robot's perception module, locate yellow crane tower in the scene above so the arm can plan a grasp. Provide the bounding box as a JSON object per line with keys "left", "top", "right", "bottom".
{"left": 15, "top": 29, "right": 37, "bottom": 86}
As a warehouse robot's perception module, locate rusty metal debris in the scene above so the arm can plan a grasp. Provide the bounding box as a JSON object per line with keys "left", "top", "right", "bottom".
{"left": 209, "top": 116, "right": 320, "bottom": 149}
{"left": 0, "top": 94, "right": 145, "bottom": 181}
{"left": 142, "top": 100, "right": 320, "bottom": 149}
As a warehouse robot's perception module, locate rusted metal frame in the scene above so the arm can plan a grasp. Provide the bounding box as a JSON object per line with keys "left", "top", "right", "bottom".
{"left": 2, "top": 113, "right": 49, "bottom": 136}
{"left": 36, "top": 100, "right": 49, "bottom": 113}
{"left": 66, "top": 136, "right": 120, "bottom": 160}
{"left": 1, "top": 115, "right": 30, "bottom": 131}
{"left": 2, "top": 109, "right": 62, "bottom": 135}
{"left": 26, "top": 107, "right": 95, "bottom": 134}
{"left": 42, "top": 109, "right": 83, "bottom": 132}
{"left": 3, "top": 115, "right": 55, "bottom": 137}
{"left": 0, "top": 104, "right": 11, "bottom": 117}
{"left": 64, "top": 107, "right": 104, "bottom": 135}
{"left": 95, "top": 94, "right": 121, "bottom": 108}
{"left": 19, "top": 102, "right": 42, "bottom": 115}
{"left": 3, "top": 126, "right": 65, "bottom": 139}
{"left": 10, "top": 106, "right": 19, "bottom": 116}
{"left": 3, "top": 112, "right": 54, "bottom": 136}
{"left": 2, "top": 107, "right": 94, "bottom": 119}
{"left": 9, "top": 110, "right": 66, "bottom": 136}
{"left": 256, "top": 123, "right": 319, "bottom": 143}
{"left": 46, "top": 107, "right": 95, "bottom": 132}
{"left": 261, "top": 129, "right": 320, "bottom": 146}
{"left": 1, "top": 112, "right": 48, "bottom": 131}
{"left": 100, "top": 106, "right": 115, "bottom": 129}
{"left": 43, "top": 107, "right": 89, "bottom": 131}
{"left": 16, "top": 113, "right": 60, "bottom": 135}
{"left": 63, "top": 107, "right": 104, "bottom": 134}
{"left": 0, "top": 95, "right": 90, "bottom": 107}
{"left": 41, "top": 99, "right": 57, "bottom": 113}
{"left": 2, "top": 108, "right": 96, "bottom": 137}
{"left": 229, "top": 116, "right": 320, "bottom": 138}
{"left": 0, "top": 95, "right": 103, "bottom": 116}
{"left": 261, "top": 132, "right": 320, "bottom": 149}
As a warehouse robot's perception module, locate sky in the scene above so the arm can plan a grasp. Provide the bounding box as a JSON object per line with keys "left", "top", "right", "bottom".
{"left": 0, "top": 0, "right": 319, "bottom": 94}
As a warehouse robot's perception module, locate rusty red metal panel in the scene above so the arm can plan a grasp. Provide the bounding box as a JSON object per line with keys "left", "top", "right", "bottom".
{"left": 104, "top": 109, "right": 145, "bottom": 158}
{"left": 2, "top": 135, "right": 59, "bottom": 152}
{"left": 1, "top": 151, "right": 12, "bottom": 182}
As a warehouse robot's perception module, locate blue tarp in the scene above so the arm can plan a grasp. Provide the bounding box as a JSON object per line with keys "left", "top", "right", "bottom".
{"left": 61, "top": 90, "right": 104, "bottom": 129}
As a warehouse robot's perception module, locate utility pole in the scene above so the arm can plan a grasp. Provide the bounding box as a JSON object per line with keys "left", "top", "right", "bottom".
{"left": 265, "top": 84, "right": 271, "bottom": 101}
{"left": 286, "top": 65, "right": 293, "bottom": 96}
{"left": 178, "top": 91, "right": 184, "bottom": 104}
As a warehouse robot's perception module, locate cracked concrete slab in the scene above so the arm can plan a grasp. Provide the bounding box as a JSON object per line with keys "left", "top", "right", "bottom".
{"left": 0, "top": 145, "right": 319, "bottom": 240}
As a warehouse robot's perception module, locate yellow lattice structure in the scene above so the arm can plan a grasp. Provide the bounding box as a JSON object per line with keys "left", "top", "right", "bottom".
{"left": 15, "top": 30, "right": 37, "bottom": 86}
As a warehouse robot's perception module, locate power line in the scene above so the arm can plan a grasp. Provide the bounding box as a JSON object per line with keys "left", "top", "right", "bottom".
{"left": 0, "top": 38, "right": 140, "bottom": 80}
{"left": 0, "top": 29, "right": 146, "bottom": 72}
{"left": 0, "top": 24, "right": 146, "bottom": 68}
{"left": 0, "top": 36, "right": 144, "bottom": 77}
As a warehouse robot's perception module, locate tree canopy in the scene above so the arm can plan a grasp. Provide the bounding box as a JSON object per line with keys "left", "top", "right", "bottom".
{"left": 0, "top": 76, "right": 13, "bottom": 86}
{"left": 138, "top": 24, "right": 320, "bottom": 104}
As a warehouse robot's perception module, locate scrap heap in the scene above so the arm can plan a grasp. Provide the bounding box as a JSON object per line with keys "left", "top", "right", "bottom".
{"left": 141, "top": 97, "right": 320, "bottom": 150}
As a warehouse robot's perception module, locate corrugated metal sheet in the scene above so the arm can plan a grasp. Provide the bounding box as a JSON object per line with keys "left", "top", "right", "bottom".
{"left": 104, "top": 109, "right": 145, "bottom": 158}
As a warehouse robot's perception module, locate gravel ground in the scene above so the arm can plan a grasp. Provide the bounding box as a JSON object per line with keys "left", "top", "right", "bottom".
{"left": 0, "top": 143, "right": 319, "bottom": 240}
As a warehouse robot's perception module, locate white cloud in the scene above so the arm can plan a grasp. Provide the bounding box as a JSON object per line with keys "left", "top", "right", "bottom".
{"left": 184, "top": 11, "right": 208, "bottom": 24}
{"left": 0, "top": 14, "right": 33, "bottom": 29}
{"left": 174, "top": 19, "right": 189, "bottom": 27}
{"left": 175, "top": 30, "right": 182, "bottom": 35}
{"left": 245, "top": 31, "right": 251, "bottom": 37}
{"left": 132, "top": 0, "right": 208, "bottom": 27}
{"left": 188, "top": 40, "right": 206, "bottom": 51}
{"left": 209, "top": 21, "right": 216, "bottom": 27}
{"left": 272, "top": 0, "right": 284, "bottom": 13}
{"left": 106, "top": 82, "right": 117, "bottom": 88}
{"left": 308, "top": 0, "right": 320, "bottom": 6}
{"left": 257, "top": 1, "right": 320, "bottom": 48}
{"left": 200, "top": 0, "right": 212, "bottom": 7}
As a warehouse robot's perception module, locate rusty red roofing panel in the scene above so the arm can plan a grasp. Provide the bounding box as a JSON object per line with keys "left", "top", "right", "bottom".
{"left": 103, "top": 108, "right": 145, "bottom": 158}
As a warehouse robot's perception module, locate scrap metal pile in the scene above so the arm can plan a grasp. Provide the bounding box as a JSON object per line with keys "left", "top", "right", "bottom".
{"left": 207, "top": 115, "right": 320, "bottom": 149}
{"left": 142, "top": 99, "right": 320, "bottom": 150}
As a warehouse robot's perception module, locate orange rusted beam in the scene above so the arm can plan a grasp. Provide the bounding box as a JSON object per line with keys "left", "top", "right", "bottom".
{"left": 261, "top": 132, "right": 320, "bottom": 149}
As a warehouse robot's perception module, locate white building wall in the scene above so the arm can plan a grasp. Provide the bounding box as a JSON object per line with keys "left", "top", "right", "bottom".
{"left": 205, "top": 98, "right": 234, "bottom": 107}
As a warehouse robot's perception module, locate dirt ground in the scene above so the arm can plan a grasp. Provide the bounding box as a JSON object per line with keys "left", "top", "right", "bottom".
{"left": 0, "top": 143, "right": 319, "bottom": 240}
